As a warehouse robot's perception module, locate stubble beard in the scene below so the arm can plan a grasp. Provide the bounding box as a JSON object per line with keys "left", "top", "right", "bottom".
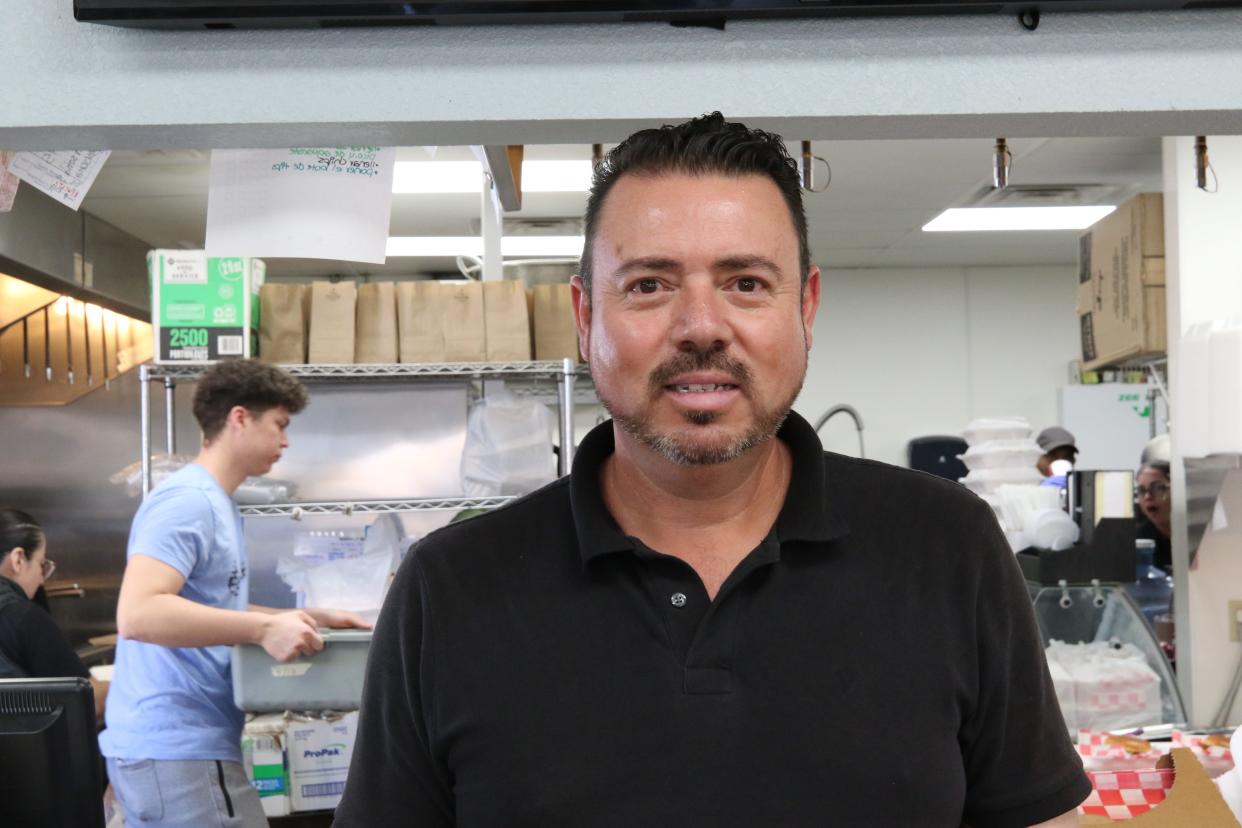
{"left": 594, "top": 344, "right": 806, "bottom": 466}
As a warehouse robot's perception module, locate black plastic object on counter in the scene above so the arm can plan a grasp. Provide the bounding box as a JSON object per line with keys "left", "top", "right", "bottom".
{"left": 1016, "top": 517, "right": 1137, "bottom": 586}
{"left": 0, "top": 677, "right": 105, "bottom": 827}
{"left": 907, "top": 436, "right": 968, "bottom": 482}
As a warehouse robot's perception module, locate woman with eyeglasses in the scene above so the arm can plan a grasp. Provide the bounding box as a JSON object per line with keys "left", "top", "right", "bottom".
{"left": 1135, "top": 435, "right": 1173, "bottom": 575}
{"left": 0, "top": 507, "right": 109, "bottom": 717}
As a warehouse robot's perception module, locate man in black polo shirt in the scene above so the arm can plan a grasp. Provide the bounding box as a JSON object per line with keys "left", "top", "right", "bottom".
{"left": 336, "top": 114, "right": 1090, "bottom": 827}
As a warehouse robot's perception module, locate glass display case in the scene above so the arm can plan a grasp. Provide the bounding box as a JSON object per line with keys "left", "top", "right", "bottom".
{"left": 1029, "top": 581, "right": 1186, "bottom": 732}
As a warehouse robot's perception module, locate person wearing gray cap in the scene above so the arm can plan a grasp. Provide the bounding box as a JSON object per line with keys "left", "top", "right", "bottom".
{"left": 1036, "top": 426, "right": 1078, "bottom": 478}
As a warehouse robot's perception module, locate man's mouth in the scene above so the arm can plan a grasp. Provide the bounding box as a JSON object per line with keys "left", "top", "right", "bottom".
{"left": 667, "top": 383, "right": 739, "bottom": 393}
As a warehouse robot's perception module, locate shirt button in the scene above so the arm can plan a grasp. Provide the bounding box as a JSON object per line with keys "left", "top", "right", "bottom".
{"left": 670, "top": 592, "right": 687, "bottom": 608}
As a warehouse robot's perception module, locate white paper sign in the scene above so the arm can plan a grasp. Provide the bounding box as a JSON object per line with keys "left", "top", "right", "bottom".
{"left": 8, "top": 150, "right": 110, "bottom": 211}
{"left": 0, "top": 151, "right": 19, "bottom": 213}
{"left": 205, "top": 147, "right": 396, "bottom": 264}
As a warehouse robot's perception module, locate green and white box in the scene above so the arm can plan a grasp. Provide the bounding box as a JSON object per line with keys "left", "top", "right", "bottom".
{"left": 148, "top": 249, "right": 265, "bottom": 363}
{"left": 242, "top": 715, "right": 292, "bottom": 818}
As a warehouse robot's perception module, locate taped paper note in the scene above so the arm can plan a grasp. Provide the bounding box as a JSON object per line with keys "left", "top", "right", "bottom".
{"left": 205, "top": 147, "right": 396, "bottom": 264}
{"left": 8, "top": 150, "right": 110, "bottom": 211}
{"left": 0, "top": 151, "right": 19, "bottom": 212}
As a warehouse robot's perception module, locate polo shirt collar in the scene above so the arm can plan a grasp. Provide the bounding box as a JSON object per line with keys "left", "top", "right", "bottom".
{"left": 569, "top": 410, "right": 850, "bottom": 567}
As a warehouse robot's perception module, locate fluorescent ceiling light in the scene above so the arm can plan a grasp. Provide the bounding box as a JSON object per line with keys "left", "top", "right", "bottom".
{"left": 922, "top": 205, "right": 1117, "bottom": 232}
{"left": 386, "top": 235, "right": 585, "bottom": 258}
{"left": 392, "top": 160, "right": 592, "bottom": 194}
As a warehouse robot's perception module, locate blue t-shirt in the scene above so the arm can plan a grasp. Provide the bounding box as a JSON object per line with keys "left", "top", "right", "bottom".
{"left": 100, "top": 463, "right": 249, "bottom": 762}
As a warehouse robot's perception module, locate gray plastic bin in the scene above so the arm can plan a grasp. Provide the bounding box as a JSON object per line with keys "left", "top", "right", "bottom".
{"left": 232, "top": 629, "right": 371, "bottom": 712}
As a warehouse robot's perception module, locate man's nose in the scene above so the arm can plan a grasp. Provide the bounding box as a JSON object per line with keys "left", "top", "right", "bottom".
{"left": 672, "top": 279, "right": 732, "bottom": 352}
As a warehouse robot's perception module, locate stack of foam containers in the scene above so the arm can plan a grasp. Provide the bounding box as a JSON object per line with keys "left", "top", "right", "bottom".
{"left": 958, "top": 417, "right": 1046, "bottom": 550}
{"left": 959, "top": 418, "right": 1045, "bottom": 497}
{"left": 1180, "top": 318, "right": 1242, "bottom": 457}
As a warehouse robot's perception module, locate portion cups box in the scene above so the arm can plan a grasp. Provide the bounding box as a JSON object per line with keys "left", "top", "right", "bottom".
{"left": 232, "top": 629, "right": 371, "bottom": 712}
{"left": 287, "top": 712, "right": 359, "bottom": 812}
{"left": 241, "top": 711, "right": 359, "bottom": 814}
{"left": 148, "top": 249, "right": 264, "bottom": 363}
{"left": 242, "top": 714, "right": 292, "bottom": 817}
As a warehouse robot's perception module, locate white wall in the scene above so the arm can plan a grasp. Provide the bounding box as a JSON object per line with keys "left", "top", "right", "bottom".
{"left": 5, "top": 5, "right": 1242, "bottom": 149}
{"left": 1163, "top": 135, "right": 1242, "bottom": 725}
{"left": 794, "top": 265, "right": 1080, "bottom": 467}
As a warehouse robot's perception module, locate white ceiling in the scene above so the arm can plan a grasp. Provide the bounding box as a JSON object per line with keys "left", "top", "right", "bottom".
{"left": 80, "top": 136, "right": 1164, "bottom": 278}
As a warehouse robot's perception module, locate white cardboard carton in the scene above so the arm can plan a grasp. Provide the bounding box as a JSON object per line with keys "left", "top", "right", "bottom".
{"left": 286, "top": 711, "right": 359, "bottom": 812}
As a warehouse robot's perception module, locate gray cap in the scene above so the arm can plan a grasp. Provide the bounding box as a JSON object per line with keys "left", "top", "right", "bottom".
{"left": 1037, "top": 426, "right": 1077, "bottom": 454}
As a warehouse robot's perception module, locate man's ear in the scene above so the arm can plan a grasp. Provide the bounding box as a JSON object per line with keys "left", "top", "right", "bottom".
{"left": 226, "top": 405, "right": 250, "bottom": 432}
{"left": 570, "top": 275, "right": 591, "bottom": 363}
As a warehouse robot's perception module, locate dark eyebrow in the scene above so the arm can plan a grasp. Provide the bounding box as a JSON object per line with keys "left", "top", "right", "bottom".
{"left": 714, "top": 255, "right": 784, "bottom": 278}
{"left": 613, "top": 257, "right": 683, "bottom": 279}
{"left": 612, "top": 255, "right": 785, "bottom": 280}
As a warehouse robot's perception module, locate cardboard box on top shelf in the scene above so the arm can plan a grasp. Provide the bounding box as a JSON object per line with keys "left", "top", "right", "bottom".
{"left": 1077, "top": 193, "right": 1167, "bottom": 370}
{"left": 1079, "top": 748, "right": 1241, "bottom": 826}
{"left": 148, "top": 250, "right": 264, "bottom": 363}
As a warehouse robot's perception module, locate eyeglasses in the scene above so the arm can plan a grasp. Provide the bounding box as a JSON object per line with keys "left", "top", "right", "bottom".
{"left": 1136, "top": 483, "right": 1171, "bottom": 498}
{"left": 39, "top": 558, "right": 55, "bottom": 580}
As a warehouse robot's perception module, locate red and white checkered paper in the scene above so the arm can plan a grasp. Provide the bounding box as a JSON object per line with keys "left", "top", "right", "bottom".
{"left": 1077, "top": 730, "right": 1166, "bottom": 769}
{"left": 1171, "top": 729, "right": 1235, "bottom": 778}
{"left": 1078, "top": 768, "right": 1175, "bottom": 820}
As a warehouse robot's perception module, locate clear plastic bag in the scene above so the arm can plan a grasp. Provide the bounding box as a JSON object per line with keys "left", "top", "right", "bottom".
{"left": 109, "top": 453, "right": 296, "bottom": 503}
{"left": 275, "top": 514, "right": 405, "bottom": 622}
{"left": 460, "top": 389, "right": 557, "bottom": 497}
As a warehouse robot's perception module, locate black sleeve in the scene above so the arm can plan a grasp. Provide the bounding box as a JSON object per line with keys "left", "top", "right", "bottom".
{"left": 335, "top": 550, "right": 454, "bottom": 827}
{"left": 18, "top": 604, "right": 90, "bottom": 680}
{"left": 959, "top": 503, "right": 1092, "bottom": 828}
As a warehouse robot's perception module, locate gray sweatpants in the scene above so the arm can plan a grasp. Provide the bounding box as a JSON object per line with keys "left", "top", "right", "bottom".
{"left": 106, "top": 757, "right": 268, "bottom": 828}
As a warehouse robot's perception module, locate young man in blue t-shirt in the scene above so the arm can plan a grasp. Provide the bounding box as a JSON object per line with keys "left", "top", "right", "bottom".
{"left": 101, "top": 359, "right": 369, "bottom": 827}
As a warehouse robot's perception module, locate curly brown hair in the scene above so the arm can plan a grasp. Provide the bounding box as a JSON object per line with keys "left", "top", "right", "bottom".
{"left": 192, "top": 359, "right": 308, "bottom": 441}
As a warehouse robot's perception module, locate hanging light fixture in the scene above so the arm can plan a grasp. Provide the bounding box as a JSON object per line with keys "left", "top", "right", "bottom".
{"left": 993, "top": 138, "right": 1011, "bottom": 190}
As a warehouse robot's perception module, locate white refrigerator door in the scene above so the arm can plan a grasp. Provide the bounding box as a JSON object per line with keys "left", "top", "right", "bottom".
{"left": 1059, "top": 383, "right": 1168, "bottom": 471}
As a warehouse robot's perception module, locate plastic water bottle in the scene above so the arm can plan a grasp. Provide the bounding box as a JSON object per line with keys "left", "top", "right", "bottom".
{"left": 1127, "top": 539, "right": 1174, "bottom": 628}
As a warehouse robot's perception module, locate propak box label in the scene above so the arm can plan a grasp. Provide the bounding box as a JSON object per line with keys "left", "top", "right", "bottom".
{"left": 149, "top": 249, "right": 264, "bottom": 363}
{"left": 286, "top": 711, "right": 358, "bottom": 812}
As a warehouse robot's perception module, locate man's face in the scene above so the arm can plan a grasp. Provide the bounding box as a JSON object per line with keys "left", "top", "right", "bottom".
{"left": 1037, "top": 446, "right": 1077, "bottom": 476}
{"left": 239, "top": 405, "right": 291, "bottom": 476}
{"left": 573, "top": 172, "right": 820, "bottom": 465}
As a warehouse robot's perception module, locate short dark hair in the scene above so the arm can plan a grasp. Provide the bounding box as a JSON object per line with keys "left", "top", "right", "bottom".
{"left": 0, "top": 508, "right": 44, "bottom": 559}
{"left": 192, "top": 359, "right": 308, "bottom": 441}
{"left": 580, "top": 112, "right": 810, "bottom": 302}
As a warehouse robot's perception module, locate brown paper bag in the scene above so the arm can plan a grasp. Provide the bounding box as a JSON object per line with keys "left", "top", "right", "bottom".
{"left": 442, "top": 282, "right": 486, "bottom": 362}
{"left": 308, "top": 280, "right": 357, "bottom": 364}
{"left": 532, "top": 283, "right": 580, "bottom": 362}
{"left": 483, "top": 280, "right": 532, "bottom": 362}
{"left": 258, "top": 283, "right": 309, "bottom": 364}
{"left": 355, "top": 282, "right": 398, "bottom": 363}
{"left": 396, "top": 282, "right": 447, "bottom": 363}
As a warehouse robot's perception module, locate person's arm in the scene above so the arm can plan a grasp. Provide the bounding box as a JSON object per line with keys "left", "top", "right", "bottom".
{"left": 1030, "top": 809, "right": 1079, "bottom": 827}
{"left": 959, "top": 499, "right": 1092, "bottom": 828}
{"left": 249, "top": 603, "right": 372, "bottom": 630}
{"left": 334, "top": 550, "right": 453, "bottom": 826}
{"left": 116, "top": 554, "right": 323, "bottom": 661}
{"left": 89, "top": 677, "right": 109, "bottom": 719}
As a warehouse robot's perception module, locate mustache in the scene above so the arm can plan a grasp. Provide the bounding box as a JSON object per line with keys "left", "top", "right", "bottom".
{"left": 648, "top": 347, "right": 753, "bottom": 397}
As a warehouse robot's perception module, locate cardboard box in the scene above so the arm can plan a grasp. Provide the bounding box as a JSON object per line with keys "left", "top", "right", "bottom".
{"left": 286, "top": 711, "right": 358, "bottom": 812}
{"left": 1079, "top": 748, "right": 1241, "bottom": 826}
{"left": 148, "top": 250, "right": 264, "bottom": 363}
{"left": 241, "top": 714, "right": 292, "bottom": 818}
{"left": 1077, "top": 194, "right": 1167, "bottom": 370}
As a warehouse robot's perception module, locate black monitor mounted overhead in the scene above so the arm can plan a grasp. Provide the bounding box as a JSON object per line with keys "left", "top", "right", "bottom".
{"left": 74, "top": 0, "right": 1242, "bottom": 29}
